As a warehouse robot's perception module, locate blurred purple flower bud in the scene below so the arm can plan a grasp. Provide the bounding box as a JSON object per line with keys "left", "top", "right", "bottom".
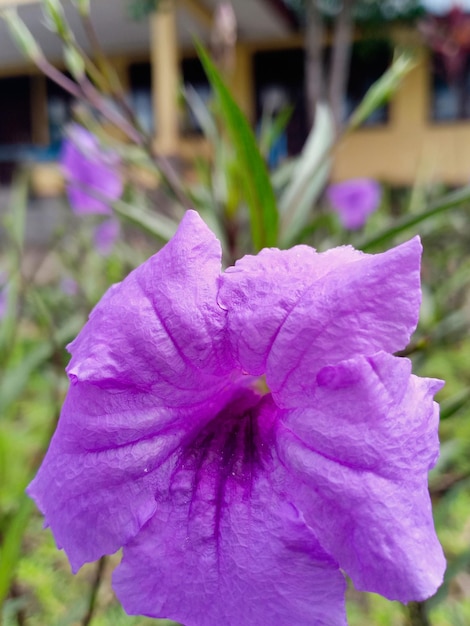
{"left": 214, "top": 1, "right": 237, "bottom": 46}
{"left": 327, "top": 178, "right": 382, "bottom": 230}
{"left": 93, "top": 218, "right": 120, "bottom": 257}
{"left": 60, "top": 277, "right": 79, "bottom": 296}
{"left": 0, "top": 290, "right": 6, "bottom": 320}
{"left": 0, "top": 271, "right": 8, "bottom": 319}
{"left": 61, "top": 124, "right": 122, "bottom": 215}
{"left": 211, "top": 1, "right": 237, "bottom": 70}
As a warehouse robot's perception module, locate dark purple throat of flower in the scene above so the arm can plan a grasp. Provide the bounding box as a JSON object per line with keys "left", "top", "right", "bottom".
{"left": 171, "top": 388, "right": 270, "bottom": 541}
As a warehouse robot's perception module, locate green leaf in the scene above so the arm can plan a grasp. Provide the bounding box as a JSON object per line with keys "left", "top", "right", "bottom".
{"left": 279, "top": 103, "right": 334, "bottom": 247}
{"left": 8, "top": 169, "right": 28, "bottom": 253}
{"left": 183, "top": 84, "right": 219, "bottom": 146}
{"left": 113, "top": 199, "right": 178, "bottom": 242}
{"left": 357, "top": 185, "right": 470, "bottom": 251}
{"left": 270, "top": 157, "right": 297, "bottom": 194}
{"left": 1, "top": 8, "right": 43, "bottom": 62}
{"left": 440, "top": 388, "right": 470, "bottom": 421}
{"left": 348, "top": 53, "right": 415, "bottom": 131}
{"left": 127, "top": 0, "right": 161, "bottom": 20}
{"left": 0, "top": 170, "right": 29, "bottom": 356}
{"left": 427, "top": 545, "right": 470, "bottom": 609}
{"left": 0, "top": 315, "right": 83, "bottom": 416}
{"left": 0, "top": 493, "right": 34, "bottom": 606}
{"left": 196, "top": 41, "right": 279, "bottom": 250}
{"left": 258, "top": 105, "right": 293, "bottom": 159}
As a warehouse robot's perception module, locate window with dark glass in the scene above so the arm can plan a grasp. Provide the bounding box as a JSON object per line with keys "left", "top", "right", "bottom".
{"left": 129, "top": 62, "right": 154, "bottom": 134}
{"left": 345, "top": 39, "right": 392, "bottom": 126}
{"left": 181, "top": 57, "right": 211, "bottom": 135}
{"left": 0, "top": 75, "right": 33, "bottom": 183}
{"left": 254, "top": 48, "right": 307, "bottom": 158}
{"left": 46, "top": 76, "right": 74, "bottom": 157}
{"left": 430, "top": 51, "right": 470, "bottom": 122}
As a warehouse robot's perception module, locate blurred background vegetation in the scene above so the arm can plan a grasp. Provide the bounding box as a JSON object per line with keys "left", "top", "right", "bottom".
{"left": 1, "top": 1, "right": 470, "bottom": 625}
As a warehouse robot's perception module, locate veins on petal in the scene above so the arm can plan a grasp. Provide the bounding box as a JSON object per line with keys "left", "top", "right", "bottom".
{"left": 168, "top": 390, "right": 269, "bottom": 548}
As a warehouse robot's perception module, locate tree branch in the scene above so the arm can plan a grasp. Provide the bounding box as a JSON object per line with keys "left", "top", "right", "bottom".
{"left": 328, "top": 0, "right": 357, "bottom": 131}
{"left": 305, "top": 0, "right": 326, "bottom": 128}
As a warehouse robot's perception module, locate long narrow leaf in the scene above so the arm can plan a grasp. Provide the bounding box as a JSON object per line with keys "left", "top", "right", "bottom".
{"left": 113, "top": 200, "right": 178, "bottom": 242}
{"left": 258, "top": 105, "right": 293, "bottom": 159}
{"left": 439, "top": 388, "right": 470, "bottom": 421}
{"left": 427, "top": 544, "right": 470, "bottom": 609}
{"left": 183, "top": 84, "right": 219, "bottom": 145}
{"left": 0, "top": 315, "right": 83, "bottom": 415}
{"left": 196, "top": 42, "right": 278, "bottom": 250}
{"left": 357, "top": 185, "right": 470, "bottom": 251}
{"left": 8, "top": 169, "right": 28, "bottom": 253}
{"left": 279, "top": 104, "right": 334, "bottom": 247}
{"left": 0, "top": 170, "right": 29, "bottom": 356}
{"left": 0, "top": 493, "right": 33, "bottom": 606}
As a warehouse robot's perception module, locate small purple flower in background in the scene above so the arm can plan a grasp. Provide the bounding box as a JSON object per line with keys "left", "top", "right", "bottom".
{"left": 60, "top": 277, "right": 79, "bottom": 297}
{"left": 0, "top": 271, "right": 9, "bottom": 319}
{"left": 0, "top": 292, "right": 5, "bottom": 320}
{"left": 61, "top": 124, "right": 123, "bottom": 215}
{"left": 327, "top": 178, "right": 382, "bottom": 230}
{"left": 28, "top": 211, "right": 445, "bottom": 626}
{"left": 93, "top": 218, "right": 120, "bottom": 257}
{"left": 0, "top": 290, "right": 7, "bottom": 321}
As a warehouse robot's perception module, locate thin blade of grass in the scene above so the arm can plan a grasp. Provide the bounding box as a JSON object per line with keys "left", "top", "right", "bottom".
{"left": 357, "top": 185, "right": 470, "bottom": 251}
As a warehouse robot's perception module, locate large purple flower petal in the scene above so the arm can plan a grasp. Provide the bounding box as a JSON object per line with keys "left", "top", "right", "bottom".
{"left": 276, "top": 351, "right": 445, "bottom": 602}
{"left": 66, "top": 210, "right": 233, "bottom": 394}
{"left": 113, "top": 392, "right": 347, "bottom": 626}
{"left": 27, "top": 382, "right": 235, "bottom": 571}
{"left": 61, "top": 124, "right": 122, "bottom": 215}
{"left": 219, "top": 238, "right": 422, "bottom": 406}
{"left": 28, "top": 211, "right": 235, "bottom": 569}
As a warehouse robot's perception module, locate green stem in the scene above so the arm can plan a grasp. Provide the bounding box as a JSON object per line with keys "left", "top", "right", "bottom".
{"left": 357, "top": 185, "right": 470, "bottom": 252}
{"left": 81, "top": 556, "right": 106, "bottom": 626}
{"left": 406, "top": 602, "right": 431, "bottom": 626}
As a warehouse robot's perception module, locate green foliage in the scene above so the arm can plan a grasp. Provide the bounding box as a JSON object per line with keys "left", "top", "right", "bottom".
{"left": 196, "top": 42, "right": 279, "bottom": 251}
{"left": 0, "top": 178, "right": 169, "bottom": 625}
{"left": 357, "top": 184, "right": 470, "bottom": 251}
{"left": 126, "top": 0, "right": 161, "bottom": 20}
{"left": 281, "top": 0, "right": 425, "bottom": 25}
{"left": 279, "top": 103, "right": 334, "bottom": 246}
{"left": 348, "top": 53, "right": 415, "bottom": 132}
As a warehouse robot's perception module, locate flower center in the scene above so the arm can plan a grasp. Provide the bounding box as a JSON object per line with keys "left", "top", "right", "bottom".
{"left": 180, "top": 388, "right": 267, "bottom": 488}
{"left": 164, "top": 388, "right": 274, "bottom": 542}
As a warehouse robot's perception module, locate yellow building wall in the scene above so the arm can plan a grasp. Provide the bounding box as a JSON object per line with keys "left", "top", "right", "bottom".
{"left": 333, "top": 48, "right": 470, "bottom": 184}
{"left": 229, "top": 44, "right": 255, "bottom": 122}
{"left": 3, "top": 12, "right": 470, "bottom": 185}
{"left": 229, "top": 38, "right": 470, "bottom": 186}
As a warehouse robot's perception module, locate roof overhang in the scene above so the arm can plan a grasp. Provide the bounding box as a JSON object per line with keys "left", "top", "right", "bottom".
{"left": 0, "top": 0, "right": 297, "bottom": 71}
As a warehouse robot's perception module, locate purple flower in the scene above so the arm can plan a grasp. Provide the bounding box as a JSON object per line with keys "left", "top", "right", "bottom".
{"left": 28, "top": 211, "right": 445, "bottom": 626}
{"left": 93, "top": 218, "right": 120, "bottom": 257}
{"left": 0, "top": 289, "right": 6, "bottom": 320}
{"left": 61, "top": 124, "right": 122, "bottom": 215}
{"left": 327, "top": 178, "right": 382, "bottom": 230}
{"left": 60, "top": 277, "right": 79, "bottom": 297}
{"left": 0, "top": 271, "right": 8, "bottom": 319}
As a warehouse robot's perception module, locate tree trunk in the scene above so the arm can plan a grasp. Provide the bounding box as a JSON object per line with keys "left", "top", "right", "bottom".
{"left": 305, "top": 0, "right": 326, "bottom": 128}
{"left": 328, "top": 0, "right": 357, "bottom": 131}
